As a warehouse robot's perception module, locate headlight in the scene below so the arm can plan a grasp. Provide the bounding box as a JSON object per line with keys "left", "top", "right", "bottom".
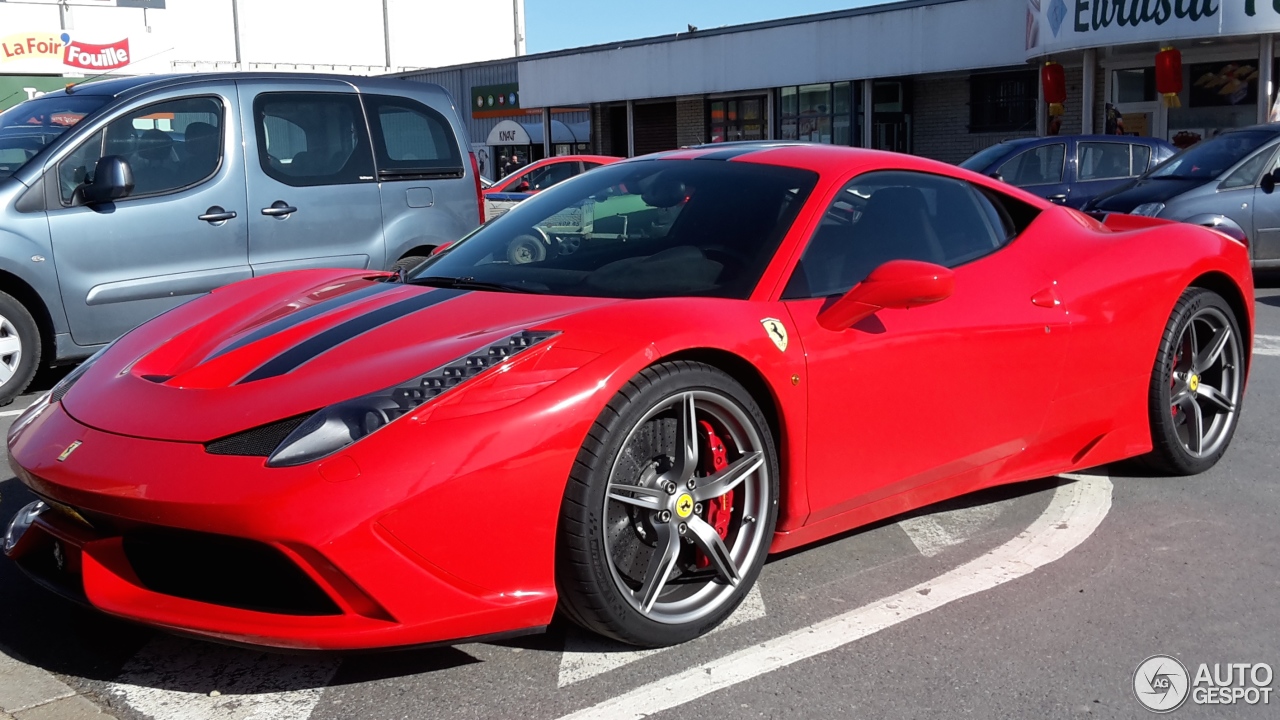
{"left": 4, "top": 500, "right": 46, "bottom": 553}
{"left": 1130, "top": 202, "right": 1165, "bottom": 217}
{"left": 267, "top": 330, "right": 558, "bottom": 467}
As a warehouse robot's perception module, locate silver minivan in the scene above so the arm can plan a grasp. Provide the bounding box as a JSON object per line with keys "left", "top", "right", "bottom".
{"left": 0, "top": 73, "right": 483, "bottom": 402}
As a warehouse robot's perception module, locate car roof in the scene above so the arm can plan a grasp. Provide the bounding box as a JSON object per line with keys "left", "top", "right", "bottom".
{"left": 45, "top": 72, "right": 449, "bottom": 102}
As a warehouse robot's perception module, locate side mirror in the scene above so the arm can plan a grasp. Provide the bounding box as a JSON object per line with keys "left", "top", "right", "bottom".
{"left": 1261, "top": 169, "right": 1278, "bottom": 195}
{"left": 817, "top": 259, "right": 955, "bottom": 331}
{"left": 988, "top": 172, "right": 1004, "bottom": 182}
{"left": 515, "top": 180, "right": 531, "bottom": 192}
{"left": 80, "top": 155, "right": 134, "bottom": 205}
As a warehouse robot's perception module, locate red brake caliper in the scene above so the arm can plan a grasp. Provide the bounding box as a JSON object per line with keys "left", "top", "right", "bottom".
{"left": 696, "top": 420, "right": 733, "bottom": 569}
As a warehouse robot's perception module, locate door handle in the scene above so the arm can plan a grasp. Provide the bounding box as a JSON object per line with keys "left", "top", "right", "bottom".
{"left": 1031, "top": 284, "right": 1062, "bottom": 309}
{"left": 198, "top": 206, "right": 237, "bottom": 224}
{"left": 1047, "top": 194, "right": 1068, "bottom": 204}
{"left": 261, "top": 201, "right": 298, "bottom": 217}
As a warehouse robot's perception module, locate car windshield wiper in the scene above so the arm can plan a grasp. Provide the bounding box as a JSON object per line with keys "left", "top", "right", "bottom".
{"left": 410, "top": 275, "right": 542, "bottom": 294}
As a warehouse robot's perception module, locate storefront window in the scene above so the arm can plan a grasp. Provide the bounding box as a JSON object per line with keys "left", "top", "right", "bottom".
{"left": 1168, "top": 59, "right": 1264, "bottom": 148}
{"left": 1115, "top": 68, "right": 1156, "bottom": 104}
{"left": 777, "top": 81, "right": 863, "bottom": 146}
{"left": 708, "top": 97, "right": 767, "bottom": 143}
{"left": 969, "top": 70, "right": 1037, "bottom": 133}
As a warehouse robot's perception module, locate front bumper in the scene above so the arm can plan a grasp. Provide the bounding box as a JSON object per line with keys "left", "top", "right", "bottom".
{"left": 5, "top": 401, "right": 561, "bottom": 650}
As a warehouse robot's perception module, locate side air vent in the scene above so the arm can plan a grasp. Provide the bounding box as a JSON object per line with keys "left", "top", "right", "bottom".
{"left": 205, "top": 414, "right": 311, "bottom": 457}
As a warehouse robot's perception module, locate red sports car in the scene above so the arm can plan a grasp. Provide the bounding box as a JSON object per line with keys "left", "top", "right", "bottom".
{"left": 5, "top": 143, "right": 1253, "bottom": 650}
{"left": 484, "top": 154, "right": 620, "bottom": 222}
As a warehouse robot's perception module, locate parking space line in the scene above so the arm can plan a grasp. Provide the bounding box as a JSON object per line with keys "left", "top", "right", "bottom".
{"left": 555, "top": 473, "right": 1113, "bottom": 720}
{"left": 557, "top": 585, "right": 766, "bottom": 687}
{"left": 898, "top": 499, "right": 1011, "bottom": 557}
{"left": 1256, "top": 335, "right": 1280, "bottom": 357}
{"left": 0, "top": 407, "right": 29, "bottom": 418}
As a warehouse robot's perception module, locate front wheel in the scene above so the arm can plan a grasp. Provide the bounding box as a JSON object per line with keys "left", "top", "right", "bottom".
{"left": 0, "top": 292, "right": 40, "bottom": 406}
{"left": 556, "top": 361, "right": 778, "bottom": 647}
{"left": 1142, "top": 287, "right": 1245, "bottom": 475}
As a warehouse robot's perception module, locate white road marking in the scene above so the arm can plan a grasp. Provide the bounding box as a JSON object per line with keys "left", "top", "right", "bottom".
{"left": 898, "top": 499, "right": 1013, "bottom": 557}
{"left": 105, "top": 635, "right": 339, "bottom": 720}
{"left": 1255, "top": 334, "right": 1280, "bottom": 357}
{"left": 0, "top": 406, "right": 30, "bottom": 417}
{"left": 557, "top": 584, "right": 766, "bottom": 687}
{"left": 555, "top": 473, "right": 1113, "bottom": 720}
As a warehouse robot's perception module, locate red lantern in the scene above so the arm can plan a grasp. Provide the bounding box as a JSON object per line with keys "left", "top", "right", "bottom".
{"left": 1042, "top": 61, "right": 1066, "bottom": 117}
{"left": 1156, "top": 46, "right": 1183, "bottom": 108}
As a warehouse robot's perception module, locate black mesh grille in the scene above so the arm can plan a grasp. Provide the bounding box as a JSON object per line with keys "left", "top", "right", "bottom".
{"left": 122, "top": 528, "right": 341, "bottom": 616}
{"left": 205, "top": 414, "right": 311, "bottom": 457}
{"left": 50, "top": 382, "right": 72, "bottom": 404}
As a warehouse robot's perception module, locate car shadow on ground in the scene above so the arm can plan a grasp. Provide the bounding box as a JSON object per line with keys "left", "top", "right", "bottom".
{"left": 1255, "top": 270, "right": 1280, "bottom": 291}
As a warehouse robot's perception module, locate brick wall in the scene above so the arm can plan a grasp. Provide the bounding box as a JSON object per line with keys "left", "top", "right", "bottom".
{"left": 912, "top": 65, "right": 1085, "bottom": 165}
{"left": 676, "top": 96, "right": 706, "bottom": 147}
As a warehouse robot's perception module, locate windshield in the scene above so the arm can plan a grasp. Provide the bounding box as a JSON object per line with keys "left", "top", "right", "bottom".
{"left": 959, "top": 142, "right": 1018, "bottom": 171}
{"left": 1148, "top": 130, "right": 1274, "bottom": 180}
{"left": 412, "top": 159, "right": 818, "bottom": 299}
{"left": 0, "top": 95, "right": 108, "bottom": 180}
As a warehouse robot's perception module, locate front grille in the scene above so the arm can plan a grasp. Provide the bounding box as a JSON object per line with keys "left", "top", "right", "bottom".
{"left": 122, "top": 528, "right": 340, "bottom": 616}
{"left": 205, "top": 414, "right": 310, "bottom": 457}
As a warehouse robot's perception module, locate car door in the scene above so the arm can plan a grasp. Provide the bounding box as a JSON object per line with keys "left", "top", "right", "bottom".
{"left": 363, "top": 93, "right": 476, "bottom": 262}
{"left": 782, "top": 171, "right": 1070, "bottom": 523}
{"left": 994, "top": 141, "right": 1069, "bottom": 205}
{"left": 237, "top": 79, "right": 384, "bottom": 274}
{"left": 1072, "top": 141, "right": 1141, "bottom": 209}
{"left": 1251, "top": 148, "right": 1280, "bottom": 263}
{"left": 45, "top": 85, "right": 250, "bottom": 347}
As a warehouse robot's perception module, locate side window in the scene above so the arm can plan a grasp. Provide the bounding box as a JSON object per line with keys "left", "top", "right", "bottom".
{"left": 997, "top": 144, "right": 1065, "bottom": 186}
{"left": 1131, "top": 144, "right": 1152, "bottom": 175}
{"left": 254, "top": 92, "right": 375, "bottom": 187}
{"left": 1078, "top": 142, "right": 1133, "bottom": 181}
{"left": 583, "top": 162, "right": 604, "bottom": 171}
{"left": 1220, "top": 146, "right": 1277, "bottom": 190}
{"left": 782, "top": 171, "right": 1007, "bottom": 299}
{"left": 58, "top": 96, "right": 223, "bottom": 204}
{"left": 529, "top": 162, "right": 577, "bottom": 190}
{"left": 504, "top": 167, "right": 535, "bottom": 191}
{"left": 363, "top": 94, "right": 462, "bottom": 180}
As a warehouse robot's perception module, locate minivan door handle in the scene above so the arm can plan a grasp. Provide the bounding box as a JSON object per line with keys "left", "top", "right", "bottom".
{"left": 261, "top": 201, "right": 298, "bottom": 217}
{"left": 198, "top": 206, "right": 237, "bottom": 224}
{"left": 1047, "top": 194, "right": 1068, "bottom": 204}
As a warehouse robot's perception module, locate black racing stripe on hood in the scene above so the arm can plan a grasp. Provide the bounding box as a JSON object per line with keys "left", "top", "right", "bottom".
{"left": 238, "top": 288, "right": 469, "bottom": 384}
{"left": 207, "top": 282, "right": 396, "bottom": 362}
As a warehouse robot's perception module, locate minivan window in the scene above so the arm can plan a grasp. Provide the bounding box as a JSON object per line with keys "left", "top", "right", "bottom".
{"left": 57, "top": 95, "right": 223, "bottom": 203}
{"left": 0, "top": 94, "right": 109, "bottom": 180}
{"left": 998, "top": 143, "right": 1065, "bottom": 186}
{"left": 363, "top": 95, "right": 461, "bottom": 180}
{"left": 255, "top": 92, "right": 375, "bottom": 187}
{"left": 1149, "top": 130, "right": 1274, "bottom": 180}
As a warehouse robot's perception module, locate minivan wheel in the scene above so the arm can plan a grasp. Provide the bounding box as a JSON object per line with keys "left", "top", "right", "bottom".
{"left": 391, "top": 256, "right": 429, "bottom": 275}
{"left": 0, "top": 292, "right": 40, "bottom": 405}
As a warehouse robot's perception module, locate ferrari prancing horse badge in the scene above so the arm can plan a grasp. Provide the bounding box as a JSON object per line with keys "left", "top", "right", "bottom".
{"left": 761, "top": 318, "right": 788, "bottom": 352}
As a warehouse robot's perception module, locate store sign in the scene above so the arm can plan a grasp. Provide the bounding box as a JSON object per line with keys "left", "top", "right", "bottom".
{"left": 0, "top": 31, "right": 131, "bottom": 72}
{"left": 1026, "top": 0, "right": 1280, "bottom": 56}
{"left": 472, "top": 82, "right": 520, "bottom": 118}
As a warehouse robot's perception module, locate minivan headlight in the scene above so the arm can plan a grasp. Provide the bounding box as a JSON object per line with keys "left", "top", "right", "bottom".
{"left": 267, "top": 330, "right": 558, "bottom": 467}
{"left": 1130, "top": 202, "right": 1165, "bottom": 217}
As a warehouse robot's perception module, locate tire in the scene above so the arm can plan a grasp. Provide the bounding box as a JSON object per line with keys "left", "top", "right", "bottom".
{"left": 506, "top": 234, "right": 546, "bottom": 265}
{"left": 0, "top": 292, "right": 40, "bottom": 406}
{"left": 391, "top": 255, "right": 429, "bottom": 275}
{"left": 1140, "top": 287, "right": 1245, "bottom": 476}
{"left": 556, "top": 361, "right": 779, "bottom": 647}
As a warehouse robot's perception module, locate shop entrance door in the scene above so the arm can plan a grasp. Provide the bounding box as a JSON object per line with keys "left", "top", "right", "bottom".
{"left": 1112, "top": 100, "right": 1165, "bottom": 140}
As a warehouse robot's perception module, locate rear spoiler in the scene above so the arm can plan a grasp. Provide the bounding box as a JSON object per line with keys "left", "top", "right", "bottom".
{"left": 1084, "top": 210, "right": 1248, "bottom": 246}
{"left": 1083, "top": 211, "right": 1178, "bottom": 232}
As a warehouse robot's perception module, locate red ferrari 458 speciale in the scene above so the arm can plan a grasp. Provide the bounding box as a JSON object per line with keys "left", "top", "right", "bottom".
{"left": 5, "top": 143, "right": 1253, "bottom": 650}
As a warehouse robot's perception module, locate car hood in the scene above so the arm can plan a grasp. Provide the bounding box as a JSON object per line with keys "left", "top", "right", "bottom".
{"left": 61, "top": 269, "right": 618, "bottom": 443}
{"left": 1086, "top": 176, "right": 1205, "bottom": 212}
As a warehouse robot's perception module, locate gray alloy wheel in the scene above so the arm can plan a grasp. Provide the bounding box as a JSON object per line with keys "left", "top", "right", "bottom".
{"left": 1144, "top": 287, "right": 1244, "bottom": 476}
{"left": 0, "top": 315, "right": 22, "bottom": 389}
{"left": 556, "top": 361, "right": 779, "bottom": 647}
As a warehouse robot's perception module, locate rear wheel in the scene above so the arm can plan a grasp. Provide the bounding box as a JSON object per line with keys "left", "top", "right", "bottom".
{"left": 391, "top": 255, "right": 429, "bottom": 275}
{"left": 1142, "top": 288, "right": 1244, "bottom": 475}
{"left": 556, "top": 361, "right": 778, "bottom": 647}
{"left": 0, "top": 292, "right": 40, "bottom": 406}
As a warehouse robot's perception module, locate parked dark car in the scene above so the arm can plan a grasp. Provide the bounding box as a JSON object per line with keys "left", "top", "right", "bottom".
{"left": 961, "top": 135, "right": 1176, "bottom": 209}
{"left": 1084, "top": 124, "right": 1280, "bottom": 270}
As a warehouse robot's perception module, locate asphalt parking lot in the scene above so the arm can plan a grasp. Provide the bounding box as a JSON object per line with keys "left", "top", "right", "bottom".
{"left": 0, "top": 280, "right": 1277, "bottom": 720}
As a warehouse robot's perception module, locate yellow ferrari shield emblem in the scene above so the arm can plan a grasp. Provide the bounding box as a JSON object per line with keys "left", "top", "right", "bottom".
{"left": 57, "top": 441, "right": 81, "bottom": 462}
{"left": 675, "top": 493, "right": 694, "bottom": 519}
{"left": 1189, "top": 374, "right": 1200, "bottom": 393}
{"left": 761, "top": 318, "right": 788, "bottom": 352}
